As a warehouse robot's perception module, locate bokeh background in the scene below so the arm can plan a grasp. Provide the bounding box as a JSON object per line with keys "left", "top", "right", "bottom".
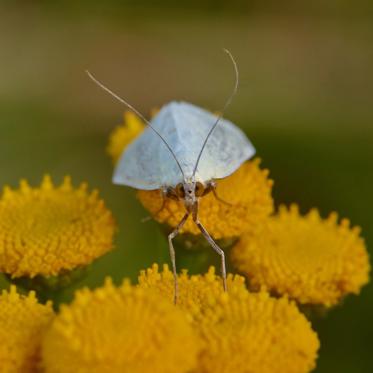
{"left": 1, "top": 1, "right": 372, "bottom": 372}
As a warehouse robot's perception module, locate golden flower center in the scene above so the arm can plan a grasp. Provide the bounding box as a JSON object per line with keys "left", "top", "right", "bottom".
{"left": 232, "top": 206, "right": 370, "bottom": 306}
{"left": 0, "top": 176, "right": 115, "bottom": 277}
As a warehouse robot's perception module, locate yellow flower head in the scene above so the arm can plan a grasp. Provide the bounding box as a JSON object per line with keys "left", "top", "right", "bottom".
{"left": 138, "top": 264, "right": 319, "bottom": 373}
{"left": 107, "top": 111, "right": 146, "bottom": 164}
{"left": 42, "top": 278, "right": 200, "bottom": 373}
{"left": 0, "top": 286, "right": 54, "bottom": 373}
{"left": 232, "top": 205, "right": 370, "bottom": 306}
{"left": 138, "top": 159, "right": 273, "bottom": 239}
{"left": 0, "top": 175, "right": 116, "bottom": 278}
{"left": 198, "top": 290, "right": 320, "bottom": 373}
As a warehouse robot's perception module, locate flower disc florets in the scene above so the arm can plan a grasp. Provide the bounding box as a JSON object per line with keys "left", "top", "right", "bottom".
{"left": 138, "top": 264, "right": 319, "bottom": 373}
{"left": 42, "top": 278, "right": 200, "bottom": 373}
{"left": 232, "top": 205, "right": 370, "bottom": 306}
{"left": 0, "top": 286, "right": 54, "bottom": 373}
{"left": 0, "top": 175, "right": 115, "bottom": 277}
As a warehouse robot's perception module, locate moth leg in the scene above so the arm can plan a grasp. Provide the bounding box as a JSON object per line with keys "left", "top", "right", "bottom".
{"left": 168, "top": 212, "right": 190, "bottom": 304}
{"left": 212, "top": 188, "right": 232, "bottom": 206}
{"left": 206, "top": 180, "right": 232, "bottom": 206}
{"left": 141, "top": 188, "right": 167, "bottom": 223}
{"left": 193, "top": 214, "right": 227, "bottom": 292}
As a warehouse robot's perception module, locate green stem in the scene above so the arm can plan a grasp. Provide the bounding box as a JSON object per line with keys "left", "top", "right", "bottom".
{"left": 5, "top": 267, "right": 88, "bottom": 310}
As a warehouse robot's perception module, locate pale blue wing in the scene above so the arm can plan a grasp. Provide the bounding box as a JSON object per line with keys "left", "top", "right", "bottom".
{"left": 113, "top": 101, "right": 255, "bottom": 190}
{"left": 169, "top": 102, "right": 255, "bottom": 181}
{"left": 112, "top": 105, "right": 184, "bottom": 190}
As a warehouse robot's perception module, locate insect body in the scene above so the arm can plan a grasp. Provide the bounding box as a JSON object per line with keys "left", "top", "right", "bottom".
{"left": 87, "top": 50, "right": 256, "bottom": 303}
{"left": 114, "top": 101, "right": 254, "bottom": 190}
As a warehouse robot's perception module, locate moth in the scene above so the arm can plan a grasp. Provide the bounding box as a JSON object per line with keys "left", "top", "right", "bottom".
{"left": 87, "top": 50, "right": 255, "bottom": 303}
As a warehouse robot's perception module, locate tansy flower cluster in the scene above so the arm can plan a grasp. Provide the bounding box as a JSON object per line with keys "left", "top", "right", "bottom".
{"left": 0, "top": 106, "right": 369, "bottom": 372}
{"left": 0, "top": 266, "right": 319, "bottom": 373}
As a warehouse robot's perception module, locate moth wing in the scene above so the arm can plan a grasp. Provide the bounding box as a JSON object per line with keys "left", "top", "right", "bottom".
{"left": 170, "top": 102, "right": 256, "bottom": 181}
{"left": 113, "top": 101, "right": 255, "bottom": 189}
{"left": 112, "top": 105, "right": 184, "bottom": 190}
{"left": 196, "top": 116, "right": 256, "bottom": 181}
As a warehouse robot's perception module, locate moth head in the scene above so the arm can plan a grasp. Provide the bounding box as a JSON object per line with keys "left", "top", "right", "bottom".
{"left": 183, "top": 181, "right": 197, "bottom": 210}
{"left": 174, "top": 179, "right": 205, "bottom": 212}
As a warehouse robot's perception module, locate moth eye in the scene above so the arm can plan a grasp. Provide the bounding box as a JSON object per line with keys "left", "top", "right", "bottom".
{"left": 175, "top": 183, "right": 185, "bottom": 198}
{"left": 195, "top": 182, "right": 205, "bottom": 197}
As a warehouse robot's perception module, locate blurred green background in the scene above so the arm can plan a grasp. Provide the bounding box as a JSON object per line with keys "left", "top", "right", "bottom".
{"left": 1, "top": 1, "right": 372, "bottom": 372}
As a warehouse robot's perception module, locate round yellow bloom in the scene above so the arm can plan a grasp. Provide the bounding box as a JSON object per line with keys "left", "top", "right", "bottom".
{"left": 232, "top": 205, "right": 370, "bottom": 306}
{"left": 0, "top": 285, "right": 54, "bottom": 373}
{"left": 138, "top": 264, "right": 319, "bottom": 373}
{"left": 0, "top": 175, "right": 115, "bottom": 278}
{"left": 42, "top": 279, "right": 200, "bottom": 373}
{"left": 138, "top": 159, "right": 273, "bottom": 239}
{"left": 197, "top": 290, "right": 319, "bottom": 373}
{"left": 107, "top": 111, "right": 146, "bottom": 164}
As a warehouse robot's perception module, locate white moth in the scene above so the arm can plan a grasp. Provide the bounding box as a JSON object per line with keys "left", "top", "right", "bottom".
{"left": 87, "top": 50, "right": 255, "bottom": 303}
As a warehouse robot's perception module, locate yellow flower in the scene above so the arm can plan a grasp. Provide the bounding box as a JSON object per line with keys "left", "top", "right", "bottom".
{"left": 42, "top": 279, "right": 200, "bottom": 373}
{"left": 0, "top": 285, "right": 54, "bottom": 373}
{"left": 138, "top": 159, "right": 273, "bottom": 239}
{"left": 107, "top": 111, "right": 145, "bottom": 164}
{"left": 138, "top": 264, "right": 319, "bottom": 373}
{"left": 0, "top": 175, "right": 115, "bottom": 278}
{"left": 232, "top": 205, "right": 370, "bottom": 306}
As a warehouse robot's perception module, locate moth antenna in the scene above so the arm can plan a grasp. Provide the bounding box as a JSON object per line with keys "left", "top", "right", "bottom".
{"left": 192, "top": 49, "right": 239, "bottom": 177}
{"left": 86, "top": 70, "right": 185, "bottom": 178}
